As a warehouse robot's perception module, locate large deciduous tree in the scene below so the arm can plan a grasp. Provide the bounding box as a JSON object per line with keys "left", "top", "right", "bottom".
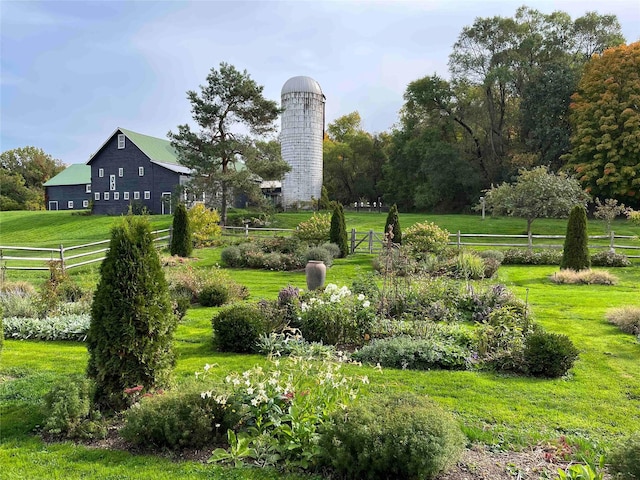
{"left": 483, "top": 166, "right": 589, "bottom": 234}
{"left": 168, "top": 63, "right": 281, "bottom": 224}
{"left": 0, "top": 146, "right": 65, "bottom": 210}
{"left": 564, "top": 42, "right": 640, "bottom": 205}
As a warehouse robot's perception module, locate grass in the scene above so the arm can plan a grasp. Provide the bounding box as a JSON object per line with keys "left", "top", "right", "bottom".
{"left": 1, "top": 210, "right": 640, "bottom": 477}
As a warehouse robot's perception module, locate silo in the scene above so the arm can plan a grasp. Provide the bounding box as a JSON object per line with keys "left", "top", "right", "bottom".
{"left": 280, "top": 76, "right": 325, "bottom": 209}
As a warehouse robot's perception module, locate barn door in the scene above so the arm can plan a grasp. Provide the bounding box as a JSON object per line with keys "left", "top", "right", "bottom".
{"left": 48, "top": 201, "right": 58, "bottom": 211}
{"left": 161, "top": 192, "right": 172, "bottom": 215}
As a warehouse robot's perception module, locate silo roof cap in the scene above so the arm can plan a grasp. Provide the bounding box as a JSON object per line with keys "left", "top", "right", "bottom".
{"left": 281, "top": 76, "right": 323, "bottom": 95}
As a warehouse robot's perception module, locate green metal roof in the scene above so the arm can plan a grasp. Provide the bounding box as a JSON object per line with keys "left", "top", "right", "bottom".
{"left": 119, "top": 128, "right": 181, "bottom": 165}
{"left": 43, "top": 163, "right": 91, "bottom": 187}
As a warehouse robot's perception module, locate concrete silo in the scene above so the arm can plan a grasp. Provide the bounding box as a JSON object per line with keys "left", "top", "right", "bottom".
{"left": 280, "top": 76, "right": 325, "bottom": 209}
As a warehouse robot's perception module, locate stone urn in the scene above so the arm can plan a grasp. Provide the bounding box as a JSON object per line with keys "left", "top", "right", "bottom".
{"left": 305, "top": 260, "right": 326, "bottom": 291}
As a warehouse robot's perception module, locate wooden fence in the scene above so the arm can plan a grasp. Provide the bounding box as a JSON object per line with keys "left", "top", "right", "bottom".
{"left": 0, "top": 229, "right": 171, "bottom": 275}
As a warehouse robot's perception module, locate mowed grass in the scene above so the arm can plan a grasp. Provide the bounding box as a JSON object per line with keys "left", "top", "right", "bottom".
{"left": 1, "top": 210, "right": 640, "bottom": 478}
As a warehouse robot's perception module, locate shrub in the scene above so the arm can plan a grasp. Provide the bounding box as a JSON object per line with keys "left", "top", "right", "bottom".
{"left": 220, "top": 245, "right": 243, "bottom": 267}
{"left": 295, "top": 213, "right": 331, "bottom": 245}
{"left": 43, "top": 377, "right": 106, "bottom": 439}
{"left": 351, "top": 272, "right": 380, "bottom": 304}
{"left": 609, "top": 431, "right": 640, "bottom": 479}
{"left": 550, "top": 269, "right": 618, "bottom": 285}
{"left": 166, "top": 265, "right": 248, "bottom": 303}
{"left": 524, "top": 331, "right": 579, "bottom": 378}
{"left": 87, "top": 215, "right": 177, "bottom": 412}
{"left": 212, "top": 304, "right": 267, "bottom": 353}
{"left": 121, "top": 383, "right": 228, "bottom": 449}
{"left": 170, "top": 203, "right": 193, "bottom": 257}
{"left": 170, "top": 289, "right": 191, "bottom": 321}
{"left": 502, "top": 248, "right": 563, "bottom": 265}
{"left": 606, "top": 306, "right": 640, "bottom": 336}
{"left": 352, "top": 334, "right": 471, "bottom": 371}
{"left": 404, "top": 221, "right": 450, "bottom": 257}
{"left": 320, "top": 393, "right": 465, "bottom": 480}
{"left": 330, "top": 203, "right": 349, "bottom": 257}
{"left": 384, "top": 203, "right": 402, "bottom": 244}
{"left": 3, "top": 314, "right": 90, "bottom": 341}
{"left": 0, "top": 286, "right": 38, "bottom": 319}
{"left": 188, "top": 204, "right": 221, "bottom": 247}
{"left": 199, "top": 284, "right": 229, "bottom": 307}
{"left": 591, "top": 250, "right": 631, "bottom": 267}
{"left": 482, "top": 257, "right": 501, "bottom": 278}
{"left": 477, "top": 250, "right": 505, "bottom": 263}
{"left": 476, "top": 306, "right": 532, "bottom": 373}
{"left": 320, "top": 242, "right": 341, "bottom": 259}
{"left": 448, "top": 252, "right": 486, "bottom": 280}
{"left": 561, "top": 205, "right": 590, "bottom": 271}
{"left": 302, "top": 246, "right": 334, "bottom": 267}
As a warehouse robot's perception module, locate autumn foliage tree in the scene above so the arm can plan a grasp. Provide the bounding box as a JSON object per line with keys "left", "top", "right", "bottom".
{"left": 565, "top": 42, "right": 640, "bottom": 206}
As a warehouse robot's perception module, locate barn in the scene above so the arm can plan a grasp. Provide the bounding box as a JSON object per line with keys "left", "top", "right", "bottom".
{"left": 43, "top": 163, "right": 91, "bottom": 211}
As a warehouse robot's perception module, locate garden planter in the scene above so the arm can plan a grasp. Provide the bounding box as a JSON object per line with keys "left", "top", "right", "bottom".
{"left": 305, "top": 260, "right": 326, "bottom": 290}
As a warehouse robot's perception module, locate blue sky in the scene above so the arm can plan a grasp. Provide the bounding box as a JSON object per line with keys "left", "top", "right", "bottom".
{"left": 1, "top": 0, "right": 639, "bottom": 165}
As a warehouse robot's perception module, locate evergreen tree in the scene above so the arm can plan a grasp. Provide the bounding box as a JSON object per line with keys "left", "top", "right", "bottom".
{"left": 87, "top": 215, "right": 177, "bottom": 411}
{"left": 561, "top": 205, "right": 591, "bottom": 270}
{"left": 385, "top": 203, "right": 402, "bottom": 244}
{"left": 170, "top": 203, "right": 192, "bottom": 257}
{"left": 330, "top": 202, "right": 349, "bottom": 257}
{"left": 319, "top": 185, "right": 331, "bottom": 210}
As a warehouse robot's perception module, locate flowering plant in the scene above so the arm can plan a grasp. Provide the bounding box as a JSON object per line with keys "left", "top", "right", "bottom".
{"left": 299, "top": 283, "right": 376, "bottom": 346}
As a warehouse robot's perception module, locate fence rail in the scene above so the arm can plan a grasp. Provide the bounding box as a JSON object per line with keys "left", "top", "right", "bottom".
{"left": 0, "top": 229, "right": 171, "bottom": 274}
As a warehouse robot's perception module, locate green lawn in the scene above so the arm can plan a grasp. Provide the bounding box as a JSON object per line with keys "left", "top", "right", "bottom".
{"left": 1, "top": 211, "right": 639, "bottom": 478}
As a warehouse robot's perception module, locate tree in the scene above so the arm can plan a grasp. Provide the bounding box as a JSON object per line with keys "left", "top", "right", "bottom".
{"left": 593, "top": 197, "right": 627, "bottom": 234}
{"left": 168, "top": 62, "right": 281, "bottom": 225}
{"left": 561, "top": 205, "right": 590, "bottom": 270}
{"left": 564, "top": 42, "right": 640, "bottom": 205}
{"left": 87, "top": 215, "right": 177, "bottom": 411}
{"left": 483, "top": 166, "right": 589, "bottom": 234}
{"left": 330, "top": 203, "right": 348, "bottom": 257}
{"left": 319, "top": 185, "right": 331, "bottom": 210}
{"left": 0, "top": 146, "right": 64, "bottom": 210}
{"left": 384, "top": 204, "right": 402, "bottom": 244}
{"left": 170, "top": 203, "right": 192, "bottom": 257}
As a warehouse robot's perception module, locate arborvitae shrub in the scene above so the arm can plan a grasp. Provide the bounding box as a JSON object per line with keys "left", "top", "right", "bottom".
{"left": 320, "top": 393, "right": 465, "bottom": 480}
{"left": 561, "top": 205, "right": 590, "bottom": 270}
{"left": 319, "top": 185, "right": 331, "bottom": 210}
{"left": 523, "top": 331, "right": 579, "bottom": 378}
{"left": 212, "top": 304, "right": 266, "bottom": 353}
{"left": 87, "top": 215, "right": 177, "bottom": 412}
{"left": 170, "top": 203, "right": 192, "bottom": 257}
{"left": 385, "top": 203, "right": 402, "bottom": 244}
{"left": 330, "top": 203, "right": 349, "bottom": 257}
{"left": 199, "top": 284, "right": 229, "bottom": 307}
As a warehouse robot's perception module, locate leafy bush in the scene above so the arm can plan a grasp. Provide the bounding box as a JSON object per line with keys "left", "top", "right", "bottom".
{"left": 43, "top": 377, "right": 106, "bottom": 439}
{"left": 302, "top": 246, "right": 334, "bottom": 267}
{"left": 524, "top": 331, "right": 579, "bottom": 378}
{"left": 121, "top": 383, "right": 228, "bottom": 449}
{"left": 351, "top": 272, "right": 380, "bottom": 304}
{"left": 321, "top": 242, "right": 341, "bottom": 259}
{"left": 447, "top": 252, "right": 486, "bottom": 280}
{"left": 212, "top": 304, "right": 267, "bottom": 353}
{"left": 503, "top": 249, "right": 563, "bottom": 265}
{"left": 166, "top": 265, "right": 248, "bottom": 303}
{"left": 299, "top": 283, "right": 375, "bottom": 346}
{"left": 482, "top": 257, "right": 501, "bottom": 278}
{"left": 320, "top": 393, "right": 465, "bottom": 480}
{"left": 561, "top": 205, "right": 590, "bottom": 271}
{"left": 352, "top": 334, "right": 472, "bottom": 370}
{"left": 199, "top": 284, "right": 229, "bottom": 307}
{"left": 457, "top": 284, "right": 527, "bottom": 323}
{"left": 0, "top": 286, "right": 38, "bottom": 319}
{"left": 187, "top": 204, "right": 221, "bottom": 247}
{"left": 170, "top": 289, "right": 191, "bottom": 321}
{"left": 3, "top": 314, "right": 90, "bottom": 341}
{"left": 606, "top": 306, "right": 640, "bottom": 336}
{"left": 256, "top": 331, "right": 337, "bottom": 359}
{"left": 477, "top": 250, "right": 505, "bottom": 263}
{"left": 591, "top": 250, "right": 630, "bottom": 267}
{"left": 404, "top": 221, "right": 450, "bottom": 257}
{"left": 609, "top": 431, "right": 640, "bottom": 479}
{"left": 295, "top": 213, "right": 331, "bottom": 245}
{"left": 220, "top": 245, "right": 243, "bottom": 267}
{"left": 550, "top": 269, "right": 618, "bottom": 285}
{"left": 170, "top": 203, "right": 192, "bottom": 257}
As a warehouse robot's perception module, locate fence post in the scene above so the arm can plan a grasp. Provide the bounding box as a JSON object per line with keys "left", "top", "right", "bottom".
{"left": 457, "top": 231, "right": 461, "bottom": 250}
{"left": 610, "top": 230, "right": 615, "bottom": 252}
{"left": 368, "top": 230, "right": 373, "bottom": 254}
{"left": 245, "top": 224, "right": 249, "bottom": 238}
{"left": 59, "top": 244, "right": 65, "bottom": 271}
{"left": 528, "top": 232, "right": 533, "bottom": 250}
{"left": 351, "top": 229, "right": 356, "bottom": 254}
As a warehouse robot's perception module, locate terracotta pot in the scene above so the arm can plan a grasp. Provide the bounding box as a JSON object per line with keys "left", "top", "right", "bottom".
{"left": 305, "top": 260, "right": 326, "bottom": 291}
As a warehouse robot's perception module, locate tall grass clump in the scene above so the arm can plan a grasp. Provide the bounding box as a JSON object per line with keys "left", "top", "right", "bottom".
{"left": 606, "top": 306, "right": 640, "bottom": 337}
{"left": 87, "top": 215, "right": 177, "bottom": 412}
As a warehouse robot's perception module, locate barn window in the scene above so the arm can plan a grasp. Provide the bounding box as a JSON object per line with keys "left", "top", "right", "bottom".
{"left": 138, "top": 166, "right": 144, "bottom": 177}
{"left": 104, "top": 192, "right": 109, "bottom": 201}
{"left": 85, "top": 184, "right": 91, "bottom": 193}
{"left": 134, "top": 191, "right": 140, "bottom": 200}
{"left": 144, "top": 191, "right": 150, "bottom": 200}
{"left": 99, "top": 168, "right": 104, "bottom": 178}
{"left": 118, "top": 168, "right": 123, "bottom": 177}
{"left": 124, "top": 191, "right": 130, "bottom": 200}
{"left": 118, "top": 134, "right": 125, "bottom": 149}
{"left": 83, "top": 200, "right": 89, "bottom": 208}
{"left": 114, "top": 192, "right": 120, "bottom": 200}
{"left": 94, "top": 192, "right": 100, "bottom": 201}
{"left": 110, "top": 175, "right": 116, "bottom": 191}
{"left": 68, "top": 201, "right": 74, "bottom": 209}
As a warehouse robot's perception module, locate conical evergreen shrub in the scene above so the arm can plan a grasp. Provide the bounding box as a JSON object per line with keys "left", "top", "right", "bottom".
{"left": 330, "top": 203, "right": 349, "bottom": 258}
{"left": 87, "top": 215, "right": 177, "bottom": 412}
{"left": 561, "top": 204, "right": 590, "bottom": 271}
{"left": 319, "top": 185, "right": 332, "bottom": 211}
{"left": 385, "top": 203, "right": 402, "bottom": 244}
{"left": 170, "top": 203, "right": 192, "bottom": 257}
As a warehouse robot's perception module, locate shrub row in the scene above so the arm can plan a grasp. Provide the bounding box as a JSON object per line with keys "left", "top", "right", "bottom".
{"left": 3, "top": 314, "right": 90, "bottom": 341}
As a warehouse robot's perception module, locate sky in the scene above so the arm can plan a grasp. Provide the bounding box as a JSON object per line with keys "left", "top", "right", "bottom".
{"left": 1, "top": 0, "right": 639, "bottom": 166}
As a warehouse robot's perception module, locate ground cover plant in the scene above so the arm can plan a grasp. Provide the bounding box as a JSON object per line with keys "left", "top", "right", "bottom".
{"left": 1, "top": 210, "right": 639, "bottom": 478}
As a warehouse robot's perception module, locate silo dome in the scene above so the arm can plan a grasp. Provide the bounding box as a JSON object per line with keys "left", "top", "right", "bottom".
{"left": 281, "top": 76, "right": 323, "bottom": 96}
{"left": 280, "top": 76, "right": 325, "bottom": 209}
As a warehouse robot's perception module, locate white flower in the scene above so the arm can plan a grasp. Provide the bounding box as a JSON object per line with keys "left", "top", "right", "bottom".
{"left": 201, "top": 390, "right": 212, "bottom": 399}
{"left": 247, "top": 387, "right": 254, "bottom": 395}
{"left": 204, "top": 363, "right": 212, "bottom": 372}
{"left": 362, "top": 300, "right": 371, "bottom": 308}
{"left": 251, "top": 398, "right": 259, "bottom": 406}
{"left": 361, "top": 376, "right": 370, "bottom": 384}
{"left": 301, "top": 302, "right": 309, "bottom": 312}
{"left": 325, "top": 283, "right": 338, "bottom": 293}
{"left": 357, "top": 294, "right": 365, "bottom": 301}
{"left": 330, "top": 294, "right": 340, "bottom": 303}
